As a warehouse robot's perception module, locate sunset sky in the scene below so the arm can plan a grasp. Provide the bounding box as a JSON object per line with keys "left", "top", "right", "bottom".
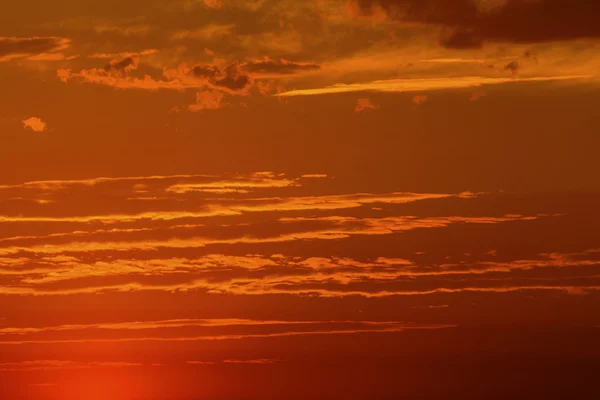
{"left": 1, "top": 1, "right": 600, "bottom": 399}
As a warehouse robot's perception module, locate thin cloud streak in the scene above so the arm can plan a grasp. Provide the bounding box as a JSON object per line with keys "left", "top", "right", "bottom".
{"left": 0, "top": 213, "right": 527, "bottom": 258}
{"left": 0, "top": 360, "right": 144, "bottom": 371}
{"left": 0, "top": 323, "right": 456, "bottom": 345}
{"left": 0, "top": 318, "right": 414, "bottom": 335}
{"left": 277, "top": 75, "right": 594, "bottom": 97}
{"left": 0, "top": 192, "right": 457, "bottom": 224}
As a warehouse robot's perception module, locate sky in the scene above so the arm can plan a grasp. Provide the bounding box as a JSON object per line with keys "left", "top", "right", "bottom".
{"left": 1, "top": 1, "right": 600, "bottom": 399}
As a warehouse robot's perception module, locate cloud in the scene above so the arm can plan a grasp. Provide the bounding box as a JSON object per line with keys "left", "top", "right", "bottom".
{"left": 0, "top": 360, "right": 143, "bottom": 371}
{"left": 471, "top": 0, "right": 511, "bottom": 14}
{"left": 347, "top": 0, "right": 600, "bottom": 46}
{"left": 0, "top": 191, "right": 454, "bottom": 225}
{"left": 93, "top": 24, "right": 152, "bottom": 37}
{"left": 184, "top": 61, "right": 253, "bottom": 94}
{"left": 22, "top": 117, "right": 48, "bottom": 132}
{"left": 412, "top": 95, "right": 428, "bottom": 105}
{"left": 354, "top": 98, "right": 378, "bottom": 112}
{"left": 0, "top": 192, "right": 456, "bottom": 227}
{"left": 0, "top": 318, "right": 372, "bottom": 334}
{"left": 171, "top": 24, "right": 235, "bottom": 40}
{"left": 60, "top": 52, "right": 320, "bottom": 101}
{"left": 62, "top": 52, "right": 157, "bottom": 83}
{"left": 203, "top": 0, "right": 223, "bottom": 8}
{"left": 187, "top": 361, "right": 217, "bottom": 365}
{"left": 0, "top": 36, "right": 70, "bottom": 62}
{"left": 0, "top": 320, "right": 455, "bottom": 345}
{"left": 438, "top": 28, "right": 485, "bottom": 49}
{"left": 223, "top": 359, "right": 277, "bottom": 364}
{"left": 88, "top": 49, "right": 159, "bottom": 60}
{"left": 242, "top": 57, "right": 321, "bottom": 77}
{"left": 167, "top": 59, "right": 319, "bottom": 94}
{"left": 57, "top": 52, "right": 188, "bottom": 91}
{"left": 419, "top": 58, "right": 487, "bottom": 64}
{"left": 104, "top": 55, "right": 141, "bottom": 77}
{"left": 60, "top": 55, "right": 257, "bottom": 96}
{"left": 277, "top": 75, "right": 592, "bottom": 97}
{"left": 301, "top": 174, "right": 328, "bottom": 179}
{"left": 470, "top": 90, "right": 487, "bottom": 101}
{"left": 166, "top": 174, "right": 296, "bottom": 192}
{"left": 56, "top": 68, "right": 72, "bottom": 83}
{"left": 188, "top": 90, "right": 225, "bottom": 111}
{"left": 56, "top": 68, "right": 187, "bottom": 90}
{"left": 0, "top": 213, "right": 559, "bottom": 296}
{"left": 504, "top": 60, "right": 520, "bottom": 75}
{"left": 174, "top": 0, "right": 267, "bottom": 12}
{"left": 0, "top": 171, "right": 596, "bottom": 300}
{"left": 0, "top": 173, "right": 218, "bottom": 190}
{"left": 187, "top": 359, "right": 277, "bottom": 365}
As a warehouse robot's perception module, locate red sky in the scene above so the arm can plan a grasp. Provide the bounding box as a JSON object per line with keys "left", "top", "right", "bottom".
{"left": 1, "top": 1, "right": 599, "bottom": 399}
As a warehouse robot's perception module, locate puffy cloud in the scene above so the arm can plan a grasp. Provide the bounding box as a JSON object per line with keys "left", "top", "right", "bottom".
{"left": 56, "top": 68, "right": 72, "bottom": 83}
{"left": 61, "top": 56, "right": 255, "bottom": 96}
{"left": 188, "top": 90, "right": 226, "bottom": 111}
{"left": 104, "top": 55, "right": 141, "bottom": 77}
{"left": 60, "top": 50, "right": 321, "bottom": 100}
{"left": 167, "top": 59, "right": 319, "bottom": 95}
{"left": 354, "top": 98, "right": 378, "bottom": 112}
{"left": 22, "top": 117, "right": 48, "bottom": 132}
{"left": 187, "top": 61, "right": 252, "bottom": 93}
{"left": 57, "top": 53, "right": 187, "bottom": 91}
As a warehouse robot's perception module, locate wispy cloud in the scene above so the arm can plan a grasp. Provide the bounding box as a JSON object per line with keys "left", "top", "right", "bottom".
{"left": 0, "top": 360, "right": 143, "bottom": 371}
{"left": 277, "top": 75, "right": 593, "bottom": 97}
{"left": 0, "top": 321, "right": 455, "bottom": 345}
{"left": 0, "top": 36, "right": 71, "bottom": 62}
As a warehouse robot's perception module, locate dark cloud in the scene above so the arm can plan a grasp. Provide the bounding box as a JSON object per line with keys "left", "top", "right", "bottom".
{"left": 242, "top": 58, "right": 321, "bottom": 75}
{"left": 352, "top": 0, "right": 600, "bottom": 47}
{"left": 104, "top": 55, "right": 140, "bottom": 77}
{"left": 439, "top": 28, "right": 483, "bottom": 49}
{"left": 189, "top": 61, "right": 253, "bottom": 93}
{"left": 0, "top": 36, "right": 69, "bottom": 58}
{"left": 504, "top": 60, "right": 520, "bottom": 74}
{"left": 170, "top": 58, "right": 320, "bottom": 95}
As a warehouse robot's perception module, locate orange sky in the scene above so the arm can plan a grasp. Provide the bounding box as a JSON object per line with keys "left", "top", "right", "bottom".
{"left": 1, "top": 1, "right": 600, "bottom": 399}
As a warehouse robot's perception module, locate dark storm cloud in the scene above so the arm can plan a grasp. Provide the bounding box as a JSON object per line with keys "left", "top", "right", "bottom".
{"left": 351, "top": 0, "right": 600, "bottom": 47}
